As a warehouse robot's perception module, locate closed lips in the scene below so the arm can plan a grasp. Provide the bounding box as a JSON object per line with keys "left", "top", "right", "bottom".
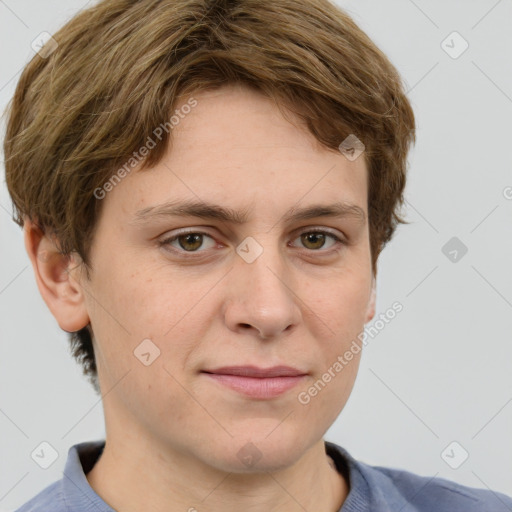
{"left": 201, "top": 366, "right": 307, "bottom": 378}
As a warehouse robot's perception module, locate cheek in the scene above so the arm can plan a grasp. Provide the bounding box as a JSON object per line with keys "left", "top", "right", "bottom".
{"left": 88, "top": 258, "right": 218, "bottom": 379}
{"left": 308, "top": 272, "right": 371, "bottom": 335}
{"left": 90, "top": 253, "right": 181, "bottom": 332}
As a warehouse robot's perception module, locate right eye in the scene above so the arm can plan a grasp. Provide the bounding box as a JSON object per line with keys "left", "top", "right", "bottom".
{"left": 158, "top": 230, "right": 218, "bottom": 254}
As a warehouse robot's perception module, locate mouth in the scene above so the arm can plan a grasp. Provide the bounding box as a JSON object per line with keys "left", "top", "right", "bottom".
{"left": 201, "top": 365, "right": 308, "bottom": 399}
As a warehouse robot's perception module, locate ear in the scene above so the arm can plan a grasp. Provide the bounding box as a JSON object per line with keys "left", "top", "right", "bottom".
{"left": 23, "top": 218, "right": 90, "bottom": 332}
{"left": 364, "top": 275, "right": 376, "bottom": 324}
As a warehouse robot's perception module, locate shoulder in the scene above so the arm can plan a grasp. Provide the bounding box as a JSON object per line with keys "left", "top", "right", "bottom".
{"left": 14, "top": 480, "right": 66, "bottom": 512}
{"left": 373, "top": 463, "right": 512, "bottom": 511}
{"left": 327, "top": 441, "right": 512, "bottom": 512}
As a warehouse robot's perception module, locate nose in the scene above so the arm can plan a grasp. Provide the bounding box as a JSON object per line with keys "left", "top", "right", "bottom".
{"left": 223, "top": 239, "right": 302, "bottom": 340}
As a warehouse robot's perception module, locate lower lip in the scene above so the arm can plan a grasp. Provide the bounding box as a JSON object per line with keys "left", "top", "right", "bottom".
{"left": 202, "top": 373, "right": 307, "bottom": 399}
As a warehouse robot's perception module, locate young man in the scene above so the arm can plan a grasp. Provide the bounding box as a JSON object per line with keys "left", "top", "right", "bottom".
{"left": 3, "top": 0, "right": 511, "bottom": 511}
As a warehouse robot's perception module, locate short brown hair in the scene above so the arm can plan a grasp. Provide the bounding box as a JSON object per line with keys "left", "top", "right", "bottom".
{"left": 3, "top": 0, "right": 415, "bottom": 393}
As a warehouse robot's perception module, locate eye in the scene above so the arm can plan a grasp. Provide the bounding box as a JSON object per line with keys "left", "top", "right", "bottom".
{"left": 158, "top": 227, "right": 346, "bottom": 256}
{"left": 159, "top": 230, "right": 217, "bottom": 253}
{"left": 291, "top": 229, "right": 345, "bottom": 251}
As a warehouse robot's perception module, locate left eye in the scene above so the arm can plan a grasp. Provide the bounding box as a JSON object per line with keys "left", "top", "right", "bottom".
{"left": 291, "top": 230, "right": 343, "bottom": 251}
{"left": 159, "top": 229, "right": 344, "bottom": 254}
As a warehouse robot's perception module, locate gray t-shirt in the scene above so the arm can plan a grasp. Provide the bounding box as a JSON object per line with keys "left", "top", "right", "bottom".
{"left": 14, "top": 439, "right": 512, "bottom": 511}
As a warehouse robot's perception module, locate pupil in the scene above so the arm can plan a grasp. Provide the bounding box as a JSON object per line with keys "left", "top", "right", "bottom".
{"left": 303, "top": 232, "right": 325, "bottom": 249}
{"left": 180, "top": 233, "right": 202, "bottom": 251}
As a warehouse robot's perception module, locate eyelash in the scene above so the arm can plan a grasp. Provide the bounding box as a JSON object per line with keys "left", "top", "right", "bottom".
{"left": 158, "top": 228, "right": 346, "bottom": 257}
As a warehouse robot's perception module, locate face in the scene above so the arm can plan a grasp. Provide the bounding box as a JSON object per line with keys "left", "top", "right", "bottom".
{"left": 47, "top": 84, "right": 375, "bottom": 473}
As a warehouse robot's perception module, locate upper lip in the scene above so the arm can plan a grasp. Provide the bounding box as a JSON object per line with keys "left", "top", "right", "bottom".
{"left": 202, "top": 365, "right": 307, "bottom": 378}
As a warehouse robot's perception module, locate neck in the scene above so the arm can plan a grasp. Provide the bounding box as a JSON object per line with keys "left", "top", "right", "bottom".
{"left": 86, "top": 436, "right": 348, "bottom": 512}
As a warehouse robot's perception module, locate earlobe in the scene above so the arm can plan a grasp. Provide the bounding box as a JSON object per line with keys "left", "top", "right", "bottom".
{"left": 365, "top": 276, "right": 376, "bottom": 323}
{"left": 23, "top": 219, "right": 90, "bottom": 333}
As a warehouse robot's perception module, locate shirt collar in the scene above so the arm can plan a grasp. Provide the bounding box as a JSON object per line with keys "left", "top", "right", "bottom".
{"left": 62, "top": 439, "right": 377, "bottom": 511}
{"left": 62, "top": 439, "right": 114, "bottom": 511}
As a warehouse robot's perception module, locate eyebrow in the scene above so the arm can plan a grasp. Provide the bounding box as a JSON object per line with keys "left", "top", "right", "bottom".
{"left": 131, "top": 199, "right": 366, "bottom": 226}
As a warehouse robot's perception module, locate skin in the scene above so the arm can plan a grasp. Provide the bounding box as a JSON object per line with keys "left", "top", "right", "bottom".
{"left": 25, "top": 83, "right": 376, "bottom": 512}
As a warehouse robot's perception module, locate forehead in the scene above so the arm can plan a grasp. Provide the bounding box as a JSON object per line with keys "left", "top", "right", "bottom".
{"left": 171, "top": 84, "right": 342, "bottom": 161}
{"left": 103, "top": 84, "right": 368, "bottom": 223}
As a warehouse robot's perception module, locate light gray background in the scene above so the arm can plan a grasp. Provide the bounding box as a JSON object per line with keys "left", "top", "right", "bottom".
{"left": 1, "top": 0, "right": 511, "bottom": 510}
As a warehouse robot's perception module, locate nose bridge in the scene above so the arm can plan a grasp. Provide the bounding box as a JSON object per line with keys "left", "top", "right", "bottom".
{"left": 237, "top": 233, "right": 290, "bottom": 302}
{"left": 225, "top": 233, "right": 301, "bottom": 338}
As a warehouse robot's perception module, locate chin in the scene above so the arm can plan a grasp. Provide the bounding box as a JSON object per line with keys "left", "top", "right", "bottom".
{"left": 209, "top": 429, "right": 314, "bottom": 474}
